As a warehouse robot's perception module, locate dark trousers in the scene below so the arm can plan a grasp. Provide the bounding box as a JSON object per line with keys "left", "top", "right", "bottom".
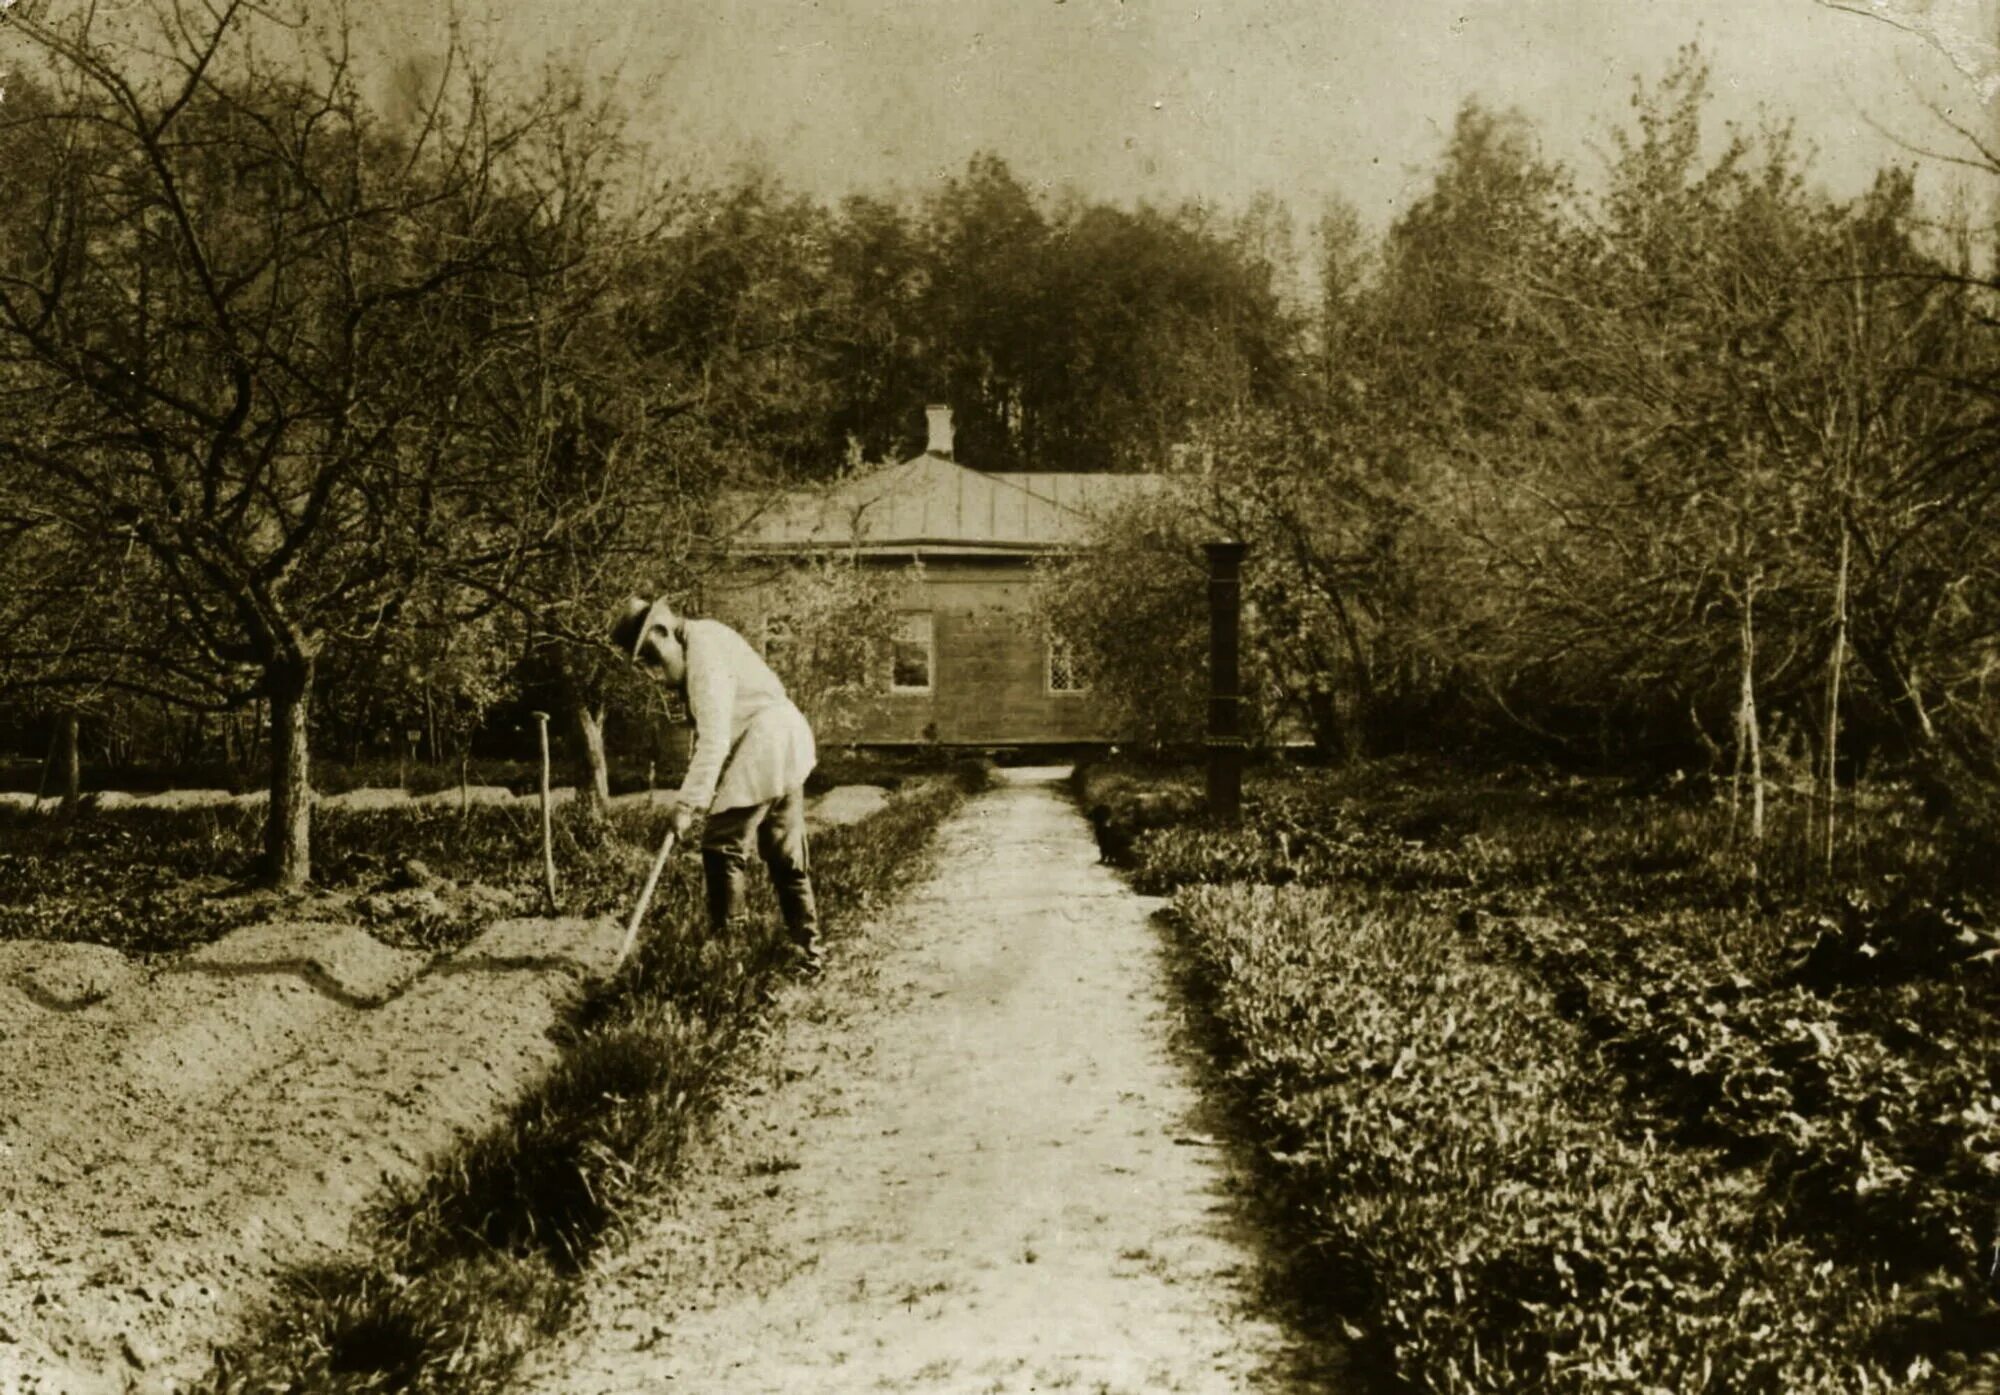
{"left": 700, "top": 785, "right": 818, "bottom": 946}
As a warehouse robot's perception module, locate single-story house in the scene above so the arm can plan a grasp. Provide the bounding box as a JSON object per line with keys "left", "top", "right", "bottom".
{"left": 709, "top": 407, "right": 1158, "bottom": 747}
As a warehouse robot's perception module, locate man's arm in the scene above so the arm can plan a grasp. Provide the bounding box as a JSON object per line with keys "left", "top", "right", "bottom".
{"left": 676, "top": 629, "right": 734, "bottom": 817}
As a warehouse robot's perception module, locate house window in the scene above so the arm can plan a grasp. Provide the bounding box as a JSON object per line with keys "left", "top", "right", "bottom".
{"left": 890, "top": 613, "right": 933, "bottom": 692}
{"left": 1047, "top": 634, "right": 1088, "bottom": 694}
{"left": 761, "top": 615, "right": 794, "bottom": 670}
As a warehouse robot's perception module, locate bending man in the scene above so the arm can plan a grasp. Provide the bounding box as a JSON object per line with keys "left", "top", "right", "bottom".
{"left": 612, "top": 596, "right": 821, "bottom": 973}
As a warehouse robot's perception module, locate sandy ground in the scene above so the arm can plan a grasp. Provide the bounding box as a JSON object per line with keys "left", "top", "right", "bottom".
{"left": 804, "top": 784, "right": 891, "bottom": 828}
{"left": 0, "top": 782, "right": 924, "bottom": 1390}
{"left": 513, "top": 768, "right": 1344, "bottom": 1395}
{"left": 0, "top": 914, "right": 625, "bottom": 1394}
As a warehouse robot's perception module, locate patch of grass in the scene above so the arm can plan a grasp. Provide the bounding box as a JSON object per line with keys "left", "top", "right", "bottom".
{"left": 396, "top": 1000, "right": 727, "bottom": 1269}
{"left": 197, "top": 777, "right": 970, "bottom": 1394}
{"left": 209, "top": 1255, "right": 569, "bottom": 1395}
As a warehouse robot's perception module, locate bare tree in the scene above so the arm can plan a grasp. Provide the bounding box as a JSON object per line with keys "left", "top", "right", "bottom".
{"left": 0, "top": 1, "right": 558, "bottom": 885}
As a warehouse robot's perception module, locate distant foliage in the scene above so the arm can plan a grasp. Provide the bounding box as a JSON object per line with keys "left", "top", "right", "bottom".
{"left": 1042, "top": 49, "right": 2000, "bottom": 842}
{"left": 1034, "top": 491, "right": 1214, "bottom": 750}
{"left": 735, "top": 551, "right": 909, "bottom": 746}
{"left": 13, "top": 26, "right": 2000, "bottom": 867}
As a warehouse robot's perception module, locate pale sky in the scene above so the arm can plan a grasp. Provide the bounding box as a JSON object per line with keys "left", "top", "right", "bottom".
{"left": 363, "top": 1, "right": 1991, "bottom": 229}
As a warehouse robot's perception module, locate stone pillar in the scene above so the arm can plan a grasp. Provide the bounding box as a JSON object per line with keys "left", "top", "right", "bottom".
{"left": 1205, "top": 541, "right": 1247, "bottom": 821}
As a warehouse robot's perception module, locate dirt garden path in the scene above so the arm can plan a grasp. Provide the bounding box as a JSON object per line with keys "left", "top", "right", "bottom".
{"left": 514, "top": 767, "right": 1345, "bottom": 1395}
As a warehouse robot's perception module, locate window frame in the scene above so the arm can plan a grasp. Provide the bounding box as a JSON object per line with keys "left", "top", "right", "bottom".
{"left": 1046, "top": 632, "right": 1088, "bottom": 696}
{"left": 889, "top": 612, "right": 935, "bottom": 694}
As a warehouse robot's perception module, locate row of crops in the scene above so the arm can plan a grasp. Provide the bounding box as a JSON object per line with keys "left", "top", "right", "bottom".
{"left": 1079, "top": 760, "right": 1999, "bottom": 1394}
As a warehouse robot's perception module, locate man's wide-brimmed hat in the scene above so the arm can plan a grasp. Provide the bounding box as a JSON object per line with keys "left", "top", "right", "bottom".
{"left": 610, "top": 596, "right": 675, "bottom": 661}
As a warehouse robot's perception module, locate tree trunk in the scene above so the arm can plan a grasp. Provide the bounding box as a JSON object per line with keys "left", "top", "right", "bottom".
{"left": 59, "top": 709, "right": 81, "bottom": 812}
{"left": 1823, "top": 525, "right": 1851, "bottom": 876}
{"left": 264, "top": 657, "right": 314, "bottom": 890}
{"left": 1733, "top": 588, "right": 1764, "bottom": 845}
{"left": 1305, "top": 687, "right": 1351, "bottom": 763}
{"left": 575, "top": 703, "right": 611, "bottom": 814}
{"left": 1852, "top": 634, "right": 1963, "bottom": 815}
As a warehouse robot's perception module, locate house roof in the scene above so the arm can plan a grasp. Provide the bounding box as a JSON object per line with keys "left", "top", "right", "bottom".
{"left": 722, "top": 453, "right": 1161, "bottom": 557}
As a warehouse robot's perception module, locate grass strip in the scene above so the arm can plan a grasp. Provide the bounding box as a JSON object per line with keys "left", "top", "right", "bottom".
{"left": 195, "top": 771, "right": 980, "bottom": 1393}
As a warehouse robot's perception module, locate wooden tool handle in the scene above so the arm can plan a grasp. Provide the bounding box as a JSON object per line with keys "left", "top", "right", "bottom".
{"left": 613, "top": 826, "right": 678, "bottom": 970}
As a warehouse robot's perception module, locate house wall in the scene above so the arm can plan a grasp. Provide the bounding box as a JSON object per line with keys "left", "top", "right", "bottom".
{"left": 710, "top": 555, "right": 1119, "bottom": 746}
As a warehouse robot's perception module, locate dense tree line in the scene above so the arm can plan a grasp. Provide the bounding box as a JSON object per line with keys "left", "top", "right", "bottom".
{"left": 11, "top": 8, "right": 1992, "bottom": 879}
{"left": 1047, "top": 49, "right": 2000, "bottom": 857}
{"left": 0, "top": 0, "right": 1292, "bottom": 885}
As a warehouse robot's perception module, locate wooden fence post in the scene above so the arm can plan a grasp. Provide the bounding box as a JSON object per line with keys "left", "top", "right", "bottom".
{"left": 1205, "top": 540, "right": 1248, "bottom": 822}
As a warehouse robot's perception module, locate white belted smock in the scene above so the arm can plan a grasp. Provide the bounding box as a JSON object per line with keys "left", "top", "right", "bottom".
{"left": 674, "top": 619, "right": 817, "bottom": 813}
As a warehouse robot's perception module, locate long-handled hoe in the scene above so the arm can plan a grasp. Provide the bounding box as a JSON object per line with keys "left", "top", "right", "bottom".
{"left": 612, "top": 823, "right": 679, "bottom": 972}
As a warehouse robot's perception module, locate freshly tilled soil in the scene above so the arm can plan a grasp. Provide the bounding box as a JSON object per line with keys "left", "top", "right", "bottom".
{"left": 0, "top": 914, "right": 622, "bottom": 1394}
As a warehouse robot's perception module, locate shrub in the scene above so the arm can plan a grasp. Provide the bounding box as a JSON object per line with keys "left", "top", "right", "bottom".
{"left": 1483, "top": 913, "right": 2000, "bottom": 1362}
{"left": 949, "top": 754, "right": 1001, "bottom": 795}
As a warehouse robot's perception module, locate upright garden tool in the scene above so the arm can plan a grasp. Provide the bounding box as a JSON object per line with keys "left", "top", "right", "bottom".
{"left": 612, "top": 822, "right": 679, "bottom": 971}
{"left": 531, "top": 711, "right": 559, "bottom": 914}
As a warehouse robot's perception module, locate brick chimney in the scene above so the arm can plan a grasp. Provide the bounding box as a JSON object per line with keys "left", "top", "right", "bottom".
{"left": 925, "top": 404, "right": 954, "bottom": 460}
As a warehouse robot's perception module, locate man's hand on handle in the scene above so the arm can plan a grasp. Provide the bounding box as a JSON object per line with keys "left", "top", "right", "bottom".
{"left": 666, "top": 796, "right": 695, "bottom": 839}
{"left": 614, "top": 799, "right": 691, "bottom": 972}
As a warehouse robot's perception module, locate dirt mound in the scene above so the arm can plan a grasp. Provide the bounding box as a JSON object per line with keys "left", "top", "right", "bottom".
{"left": 179, "top": 920, "right": 424, "bottom": 1005}
{"left": 415, "top": 784, "right": 517, "bottom": 807}
{"left": 0, "top": 923, "right": 429, "bottom": 1163}
{"left": 0, "top": 916, "right": 621, "bottom": 1394}
{"left": 808, "top": 784, "right": 891, "bottom": 828}
{"left": 0, "top": 941, "right": 143, "bottom": 1010}
{"left": 319, "top": 787, "right": 412, "bottom": 811}
{"left": 130, "top": 790, "right": 241, "bottom": 810}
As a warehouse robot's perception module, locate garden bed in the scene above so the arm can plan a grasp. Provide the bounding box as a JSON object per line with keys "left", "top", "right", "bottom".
{"left": 1078, "top": 758, "right": 1999, "bottom": 1393}
{"left": 0, "top": 916, "right": 616, "bottom": 1394}
{"left": 0, "top": 779, "right": 968, "bottom": 1393}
